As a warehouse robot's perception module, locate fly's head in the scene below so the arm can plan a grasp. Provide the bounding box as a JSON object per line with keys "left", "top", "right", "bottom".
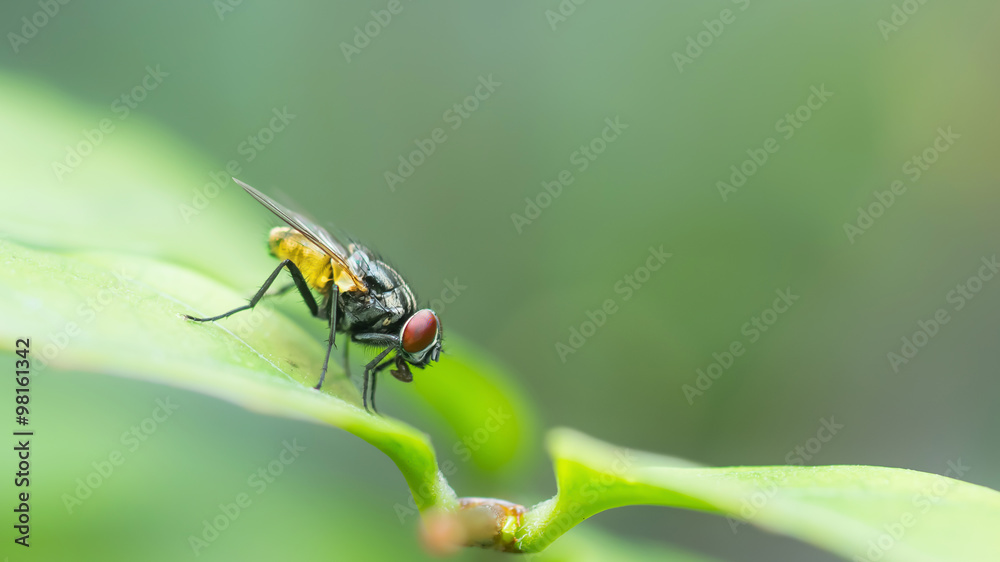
{"left": 394, "top": 308, "right": 442, "bottom": 381}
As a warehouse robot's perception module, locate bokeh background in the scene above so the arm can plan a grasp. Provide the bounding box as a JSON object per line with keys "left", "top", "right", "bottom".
{"left": 1, "top": 1, "right": 999, "bottom": 561}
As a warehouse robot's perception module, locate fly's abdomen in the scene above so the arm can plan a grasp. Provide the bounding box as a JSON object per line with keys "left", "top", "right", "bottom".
{"left": 268, "top": 227, "right": 332, "bottom": 291}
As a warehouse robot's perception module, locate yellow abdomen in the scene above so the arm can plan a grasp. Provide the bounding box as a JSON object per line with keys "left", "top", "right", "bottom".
{"left": 268, "top": 227, "right": 334, "bottom": 291}
{"left": 268, "top": 227, "right": 364, "bottom": 294}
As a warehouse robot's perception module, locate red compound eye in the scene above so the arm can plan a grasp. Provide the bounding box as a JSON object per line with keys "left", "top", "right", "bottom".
{"left": 402, "top": 309, "right": 439, "bottom": 354}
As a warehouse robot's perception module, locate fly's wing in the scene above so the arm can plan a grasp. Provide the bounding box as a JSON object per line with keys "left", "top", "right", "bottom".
{"left": 234, "top": 178, "right": 368, "bottom": 294}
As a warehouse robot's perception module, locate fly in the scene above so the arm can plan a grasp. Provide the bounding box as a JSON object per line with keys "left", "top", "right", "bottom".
{"left": 183, "top": 178, "right": 442, "bottom": 414}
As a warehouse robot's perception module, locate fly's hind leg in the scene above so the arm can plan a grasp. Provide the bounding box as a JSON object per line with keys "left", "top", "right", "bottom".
{"left": 264, "top": 283, "right": 296, "bottom": 299}
{"left": 184, "top": 259, "right": 320, "bottom": 322}
{"left": 262, "top": 283, "right": 327, "bottom": 321}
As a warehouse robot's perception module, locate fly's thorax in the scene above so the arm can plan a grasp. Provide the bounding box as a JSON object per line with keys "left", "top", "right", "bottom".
{"left": 346, "top": 249, "right": 417, "bottom": 310}
{"left": 339, "top": 251, "right": 419, "bottom": 333}
{"left": 340, "top": 286, "right": 414, "bottom": 333}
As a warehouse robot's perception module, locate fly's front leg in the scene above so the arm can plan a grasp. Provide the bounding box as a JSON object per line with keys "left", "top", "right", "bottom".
{"left": 351, "top": 333, "right": 400, "bottom": 348}
{"left": 368, "top": 356, "right": 401, "bottom": 414}
{"left": 359, "top": 346, "right": 394, "bottom": 413}
{"left": 184, "top": 259, "right": 320, "bottom": 322}
{"left": 352, "top": 333, "right": 400, "bottom": 413}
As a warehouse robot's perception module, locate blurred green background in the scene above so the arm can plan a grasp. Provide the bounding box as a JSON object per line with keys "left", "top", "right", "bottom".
{"left": 1, "top": 1, "right": 999, "bottom": 561}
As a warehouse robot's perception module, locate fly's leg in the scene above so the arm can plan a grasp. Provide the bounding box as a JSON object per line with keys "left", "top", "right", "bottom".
{"left": 263, "top": 282, "right": 327, "bottom": 322}
{"left": 368, "top": 356, "right": 399, "bottom": 414}
{"left": 352, "top": 333, "right": 400, "bottom": 348}
{"left": 360, "top": 346, "right": 394, "bottom": 414}
{"left": 183, "top": 259, "right": 319, "bottom": 322}
{"left": 314, "top": 286, "right": 339, "bottom": 391}
{"left": 265, "top": 283, "right": 296, "bottom": 298}
{"left": 352, "top": 333, "right": 400, "bottom": 413}
{"left": 342, "top": 335, "right": 351, "bottom": 379}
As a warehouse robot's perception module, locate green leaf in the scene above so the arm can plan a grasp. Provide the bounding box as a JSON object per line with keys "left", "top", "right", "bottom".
{"left": 409, "top": 333, "right": 537, "bottom": 473}
{"left": 536, "top": 524, "right": 722, "bottom": 562}
{"left": 516, "top": 428, "right": 1000, "bottom": 561}
{"left": 0, "top": 71, "right": 538, "bottom": 478}
{"left": 0, "top": 239, "right": 456, "bottom": 512}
